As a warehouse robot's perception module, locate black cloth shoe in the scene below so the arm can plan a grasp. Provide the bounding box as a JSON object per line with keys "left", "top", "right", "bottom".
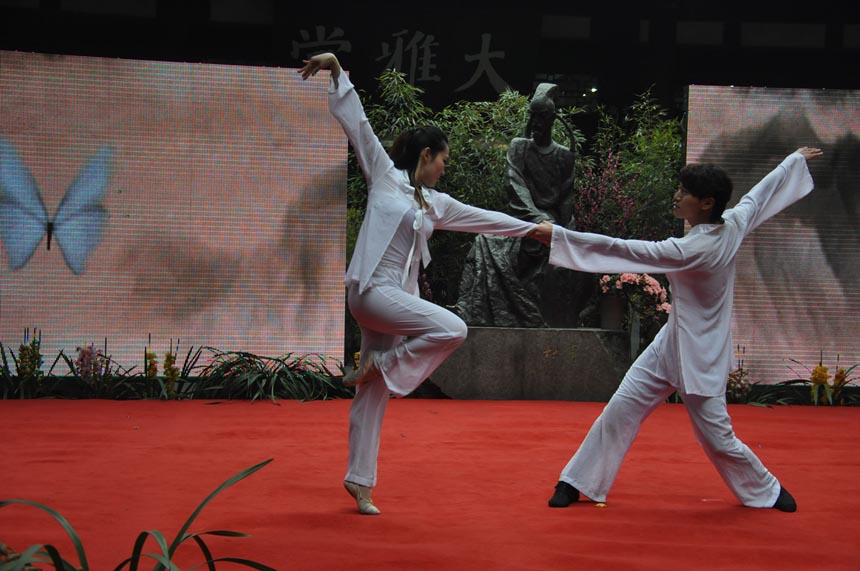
{"left": 548, "top": 481, "right": 580, "bottom": 507}
{"left": 772, "top": 485, "right": 797, "bottom": 512}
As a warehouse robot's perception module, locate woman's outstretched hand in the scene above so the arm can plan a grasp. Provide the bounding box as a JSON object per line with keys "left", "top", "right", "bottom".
{"left": 796, "top": 146, "right": 823, "bottom": 161}
{"left": 299, "top": 52, "right": 341, "bottom": 89}
{"left": 527, "top": 221, "right": 554, "bottom": 246}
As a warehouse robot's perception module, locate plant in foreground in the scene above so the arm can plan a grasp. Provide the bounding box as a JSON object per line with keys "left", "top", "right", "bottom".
{"left": 786, "top": 351, "right": 859, "bottom": 405}
{"left": 0, "top": 458, "right": 276, "bottom": 571}
{"left": 726, "top": 345, "right": 752, "bottom": 404}
{"left": 17, "top": 328, "right": 44, "bottom": 385}
{"left": 196, "top": 348, "right": 351, "bottom": 401}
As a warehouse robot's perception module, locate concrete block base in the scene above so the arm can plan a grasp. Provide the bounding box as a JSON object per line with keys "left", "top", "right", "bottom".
{"left": 430, "top": 327, "right": 631, "bottom": 401}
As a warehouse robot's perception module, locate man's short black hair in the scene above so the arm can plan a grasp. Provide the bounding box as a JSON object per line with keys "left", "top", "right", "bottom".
{"left": 679, "top": 164, "right": 734, "bottom": 223}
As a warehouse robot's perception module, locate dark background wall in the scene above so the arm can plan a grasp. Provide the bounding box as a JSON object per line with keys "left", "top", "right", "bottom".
{"left": 2, "top": 0, "right": 858, "bottom": 115}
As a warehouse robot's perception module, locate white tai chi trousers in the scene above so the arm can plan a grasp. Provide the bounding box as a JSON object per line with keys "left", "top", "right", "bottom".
{"left": 559, "top": 339, "right": 781, "bottom": 508}
{"left": 345, "top": 282, "right": 467, "bottom": 487}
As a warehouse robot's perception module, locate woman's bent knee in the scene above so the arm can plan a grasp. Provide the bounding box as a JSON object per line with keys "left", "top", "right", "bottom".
{"left": 427, "top": 317, "right": 467, "bottom": 348}
{"left": 451, "top": 319, "right": 468, "bottom": 344}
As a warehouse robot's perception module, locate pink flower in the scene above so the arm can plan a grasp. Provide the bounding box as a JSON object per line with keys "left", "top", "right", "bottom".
{"left": 643, "top": 274, "right": 660, "bottom": 288}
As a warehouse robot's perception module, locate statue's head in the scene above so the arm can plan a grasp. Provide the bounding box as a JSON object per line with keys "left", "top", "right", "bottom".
{"left": 529, "top": 96, "right": 556, "bottom": 115}
{"left": 527, "top": 83, "right": 558, "bottom": 141}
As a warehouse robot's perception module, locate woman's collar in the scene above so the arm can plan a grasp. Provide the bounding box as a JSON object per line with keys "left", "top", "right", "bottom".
{"left": 399, "top": 170, "right": 434, "bottom": 207}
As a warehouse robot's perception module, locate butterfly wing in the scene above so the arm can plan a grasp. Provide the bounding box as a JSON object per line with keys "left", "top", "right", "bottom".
{"left": 53, "top": 145, "right": 114, "bottom": 274}
{"left": 0, "top": 137, "right": 49, "bottom": 270}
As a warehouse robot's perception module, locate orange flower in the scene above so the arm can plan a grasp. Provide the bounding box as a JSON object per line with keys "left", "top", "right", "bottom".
{"left": 832, "top": 368, "right": 848, "bottom": 389}
{"left": 810, "top": 365, "right": 830, "bottom": 386}
{"left": 145, "top": 350, "right": 158, "bottom": 379}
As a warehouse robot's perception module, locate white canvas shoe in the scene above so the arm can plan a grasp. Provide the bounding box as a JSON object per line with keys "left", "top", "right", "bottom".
{"left": 344, "top": 480, "right": 381, "bottom": 515}
{"left": 342, "top": 350, "right": 380, "bottom": 387}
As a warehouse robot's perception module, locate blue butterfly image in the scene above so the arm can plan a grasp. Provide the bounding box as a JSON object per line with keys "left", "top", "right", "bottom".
{"left": 0, "top": 138, "right": 114, "bottom": 274}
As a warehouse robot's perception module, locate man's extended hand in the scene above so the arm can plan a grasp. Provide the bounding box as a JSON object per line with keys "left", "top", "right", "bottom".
{"left": 526, "top": 221, "right": 554, "bottom": 246}
{"left": 796, "top": 146, "right": 823, "bottom": 161}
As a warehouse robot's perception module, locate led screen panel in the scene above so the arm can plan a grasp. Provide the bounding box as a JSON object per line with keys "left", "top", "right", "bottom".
{"left": 0, "top": 50, "right": 347, "bottom": 371}
{"left": 687, "top": 85, "right": 860, "bottom": 385}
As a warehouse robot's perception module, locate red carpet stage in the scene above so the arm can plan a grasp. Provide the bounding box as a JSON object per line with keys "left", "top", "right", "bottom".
{"left": 1, "top": 399, "right": 858, "bottom": 570}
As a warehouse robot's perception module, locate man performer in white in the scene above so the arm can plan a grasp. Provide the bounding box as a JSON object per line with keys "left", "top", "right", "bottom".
{"left": 530, "top": 146, "right": 823, "bottom": 512}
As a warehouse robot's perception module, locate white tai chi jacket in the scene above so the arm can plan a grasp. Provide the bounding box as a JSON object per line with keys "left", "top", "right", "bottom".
{"left": 549, "top": 152, "right": 815, "bottom": 396}
{"left": 329, "top": 74, "right": 535, "bottom": 296}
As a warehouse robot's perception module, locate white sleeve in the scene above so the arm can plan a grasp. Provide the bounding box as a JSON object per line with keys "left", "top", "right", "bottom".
{"left": 327, "top": 73, "right": 392, "bottom": 186}
{"left": 728, "top": 152, "right": 815, "bottom": 236}
{"left": 433, "top": 193, "right": 536, "bottom": 237}
{"left": 549, "top": 226, "right": 695, "bottom": 274}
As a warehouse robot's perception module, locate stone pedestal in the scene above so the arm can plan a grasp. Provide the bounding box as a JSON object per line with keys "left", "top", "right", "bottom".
{"left": 430, "top": 327, "right": 631, "bottom": 401}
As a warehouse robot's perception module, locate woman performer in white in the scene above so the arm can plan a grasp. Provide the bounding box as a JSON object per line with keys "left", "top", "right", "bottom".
{"left": 300, "top": 53, "right": 540, "bottom": 515}
{"left": 531, "top": 147, "right": 823, "bottom": 512}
